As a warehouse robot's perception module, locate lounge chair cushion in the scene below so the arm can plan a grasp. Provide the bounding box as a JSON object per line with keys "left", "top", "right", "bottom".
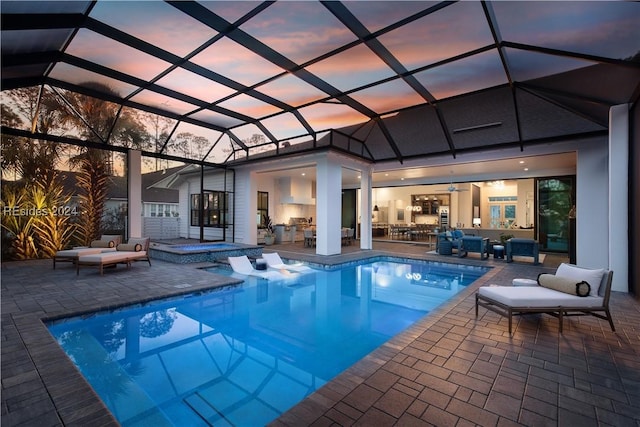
{"left": 117, "top": 243, "right": 142, "bottom": 252}
{"left": 478, "top": 286, "right": 604, "bottom": 308}
{"left": 555, "top": 263, "right": 604, "bottom": 297}
{"left": 228, "top": 256, "right": 286, "bottom": 280}
{"left": 262, "top": 252, "right": 312, "bottom": 272}
{"left": 79, "top": 251, "right": 148, "bottom": 264}
{"left": 537, "top": 273, "right": 590, "bottom": 297}
{"left": 55, "top": 247, "right": 116, "bottom": 258}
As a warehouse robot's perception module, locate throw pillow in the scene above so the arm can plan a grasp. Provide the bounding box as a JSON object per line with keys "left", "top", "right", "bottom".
{"left": 537, "top": 273, "right": 590, "bottom": 297}
{"left": 90, "top": 239, "right": 114, "bottom": 248}
{"left": 117, "top": 243, "right": 142, "bottom": 252}
{"left": 127, "top": 238, "right": 148, "bottom": 250}
{"left": 555, "top": 263, "right": 604, "bottom": 297}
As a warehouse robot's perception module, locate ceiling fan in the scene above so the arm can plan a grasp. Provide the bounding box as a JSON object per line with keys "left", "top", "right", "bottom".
{"left": 436, "top": 173, "right": 469, "bottom": 193}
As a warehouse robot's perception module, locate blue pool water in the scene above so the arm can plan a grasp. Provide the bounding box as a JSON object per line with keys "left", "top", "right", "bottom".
{"left": 48, "top": 259, "right": 487, "bottom": 426}
{"left": 169, "top": 243, "right": 238, "bottom": 251}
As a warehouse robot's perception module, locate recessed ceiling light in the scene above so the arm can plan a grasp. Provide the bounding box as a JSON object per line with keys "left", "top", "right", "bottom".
{"left": 401, "top": 178, "right": 405, "bottom": 181}
{"left": 301, "top": 173, "right": 305, "bottom": 176}
{"left": 524, "top": 168, "right": 529, "bottom": 171}
{"left": 519, "top": 160, "right": 525, "bottom": 164}
{"left": 385, "top": 173, "right": 389, "bottom": 176}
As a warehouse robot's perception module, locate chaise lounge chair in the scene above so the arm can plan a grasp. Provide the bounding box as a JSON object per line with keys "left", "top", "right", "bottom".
{"left": 53, "top": 234, "right": 122, "bottom": 269}
{"left": 262, "top": 252, "right": 312, "bottom": 272}
{"left": 228, "top": 255, "right": 287, "bottom": 280}
{"left": 475, "top": 263, "right": 614, "bottom": 334}
{"left": 76, "top": 237, "right": 151, "bottom": 275}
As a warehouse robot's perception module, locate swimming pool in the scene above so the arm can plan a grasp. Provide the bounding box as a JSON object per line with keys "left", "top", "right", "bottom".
{"left": 48, "top": 259, "right": 488, "bottom": 426}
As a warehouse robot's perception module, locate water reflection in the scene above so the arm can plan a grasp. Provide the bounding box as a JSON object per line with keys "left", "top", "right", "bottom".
{"left": 49, "top": 261, "right": 485, "bottom": 426}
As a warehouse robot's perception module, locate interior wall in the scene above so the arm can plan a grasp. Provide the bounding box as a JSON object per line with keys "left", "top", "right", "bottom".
{"left": 357, "top": 180, "right": 531, "bottom": 230}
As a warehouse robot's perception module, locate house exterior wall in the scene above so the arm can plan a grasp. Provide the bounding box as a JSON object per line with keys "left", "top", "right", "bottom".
{"left": 175, "top": 172, "right": 235, "bottom": 241}
{"left": 168, "top": 138, "right": 626, "bottom": 290}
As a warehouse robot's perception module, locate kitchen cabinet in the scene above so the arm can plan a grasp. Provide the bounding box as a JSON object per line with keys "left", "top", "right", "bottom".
{"left": 410, "top": 194, "right": 450, "bottom": 220}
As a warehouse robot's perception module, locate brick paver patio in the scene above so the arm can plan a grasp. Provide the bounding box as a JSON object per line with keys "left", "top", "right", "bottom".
{"left": 2, "top": 240, "right": 639, "bottom": 426}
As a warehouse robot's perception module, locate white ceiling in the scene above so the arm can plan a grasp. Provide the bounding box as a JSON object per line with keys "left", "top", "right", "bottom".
{"left": 258, "top": 152, "right": 576, "bottom": 188}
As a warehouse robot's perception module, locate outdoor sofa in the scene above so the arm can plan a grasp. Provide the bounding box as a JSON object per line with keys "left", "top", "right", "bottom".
{"left": 76, "top": 237, "right": 151, "bottom": 275}
{"left": 476, "top": 263, "right": 614, "bottom": 334}
{"left": 53, "top": 234, "right": 122, "bottom": 269}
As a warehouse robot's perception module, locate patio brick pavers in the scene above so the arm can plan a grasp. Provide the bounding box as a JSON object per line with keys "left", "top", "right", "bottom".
{"left": 2, "top": 240, "right": 639, "bottom": 426}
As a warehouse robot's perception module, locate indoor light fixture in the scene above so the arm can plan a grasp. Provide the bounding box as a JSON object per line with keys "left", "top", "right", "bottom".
{"left": 473, "top": 218, "right": 481, "bottom": 227}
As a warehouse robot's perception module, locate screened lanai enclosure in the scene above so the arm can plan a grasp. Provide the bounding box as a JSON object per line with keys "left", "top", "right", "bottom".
{"left": 1, "top": 1, "right": 639, "bottom": 259}
{"left": 3, "top": 1, "right": 638, "bottom": 162}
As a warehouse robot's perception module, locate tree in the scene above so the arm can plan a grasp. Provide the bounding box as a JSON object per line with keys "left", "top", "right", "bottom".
{"left": 73, "top": 155, "right": 110, "bottom": 246}
{"left": 1, "top": 87, "right": 75, "bottom": 258}
{"left": 144, "top": 112, "right": 174, "bottom": 170}
{"left": 63, "top": 83, "right": 151, "bottom": 243}
{"left": 1, "top": 87, "right": 72, "bottom": 184}
{"left": 165, "top": 131, "right": 210, "bottom": 160}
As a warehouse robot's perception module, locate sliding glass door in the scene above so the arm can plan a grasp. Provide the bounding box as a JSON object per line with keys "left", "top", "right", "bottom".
{"left": 536, "top": 176, "right": 575, "bottom": 253}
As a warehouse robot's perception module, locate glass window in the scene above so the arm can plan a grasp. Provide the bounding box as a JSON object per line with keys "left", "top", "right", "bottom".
{"left": 191, "top": 191, "right": 228, "bottom": 227}
{"left": 537, "top": 177, "right": 574, "bottom": 253}
{"left": 257, "top": 191, "right": 269, "bottom": 228}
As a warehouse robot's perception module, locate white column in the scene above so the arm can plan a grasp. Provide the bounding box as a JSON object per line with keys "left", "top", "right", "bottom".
{"left": 127, "top": 150, "right": 142, "bottom": 238}
{"left": 316, "top": 157, "right": 342, "bottom": 255}
{"left": 609, "top": 104, "right": 629, "bottom": 292}
{"left": 237, "top": 169, "right": 257, "bottom": 244}
{"left": 360, "top": 170, "right": 373, "bottom": 249}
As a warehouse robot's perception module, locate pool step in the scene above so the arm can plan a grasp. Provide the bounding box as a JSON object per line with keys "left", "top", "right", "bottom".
{"left": 183, "top": 392, "right": 231, "bottom": 427}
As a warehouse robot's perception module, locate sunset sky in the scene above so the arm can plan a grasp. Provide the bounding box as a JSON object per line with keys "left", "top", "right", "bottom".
{"left": 6, "top": 1, "right": 640, "bottom": 162}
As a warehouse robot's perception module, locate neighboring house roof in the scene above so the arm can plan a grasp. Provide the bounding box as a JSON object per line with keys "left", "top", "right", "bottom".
{"left": 147, "top": 164, "right": 201, "bottom": 190}
{"left": 142, "top": 166, "right": 183, "bottom": 203}
{"left": 3, "top": 169, "right": 179, "bottom": 204}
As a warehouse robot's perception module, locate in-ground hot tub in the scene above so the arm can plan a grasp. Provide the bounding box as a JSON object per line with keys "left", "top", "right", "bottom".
{"left": 149, "top": 242, "right": 262, "bottom": 264}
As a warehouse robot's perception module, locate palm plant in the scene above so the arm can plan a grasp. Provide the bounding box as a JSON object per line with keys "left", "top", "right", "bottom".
{"left": 1, "top": 185, "right": 38, "bottom": 259}
{"left": 74, "top": 153, "right": 109, "bottom": 246}
{"left": 30, "top": 180, "right": 76, "bottom": 257}
{"left": 263, "top": 214, "right": 274, "bottom": 237}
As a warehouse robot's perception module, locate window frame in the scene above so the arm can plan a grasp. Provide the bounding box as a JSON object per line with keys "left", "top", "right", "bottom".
{"left": 257, "top": 191, "right": 269, "bottom": 229}
{"left": 191, "top": 190, "right": 228, "bottom": 227}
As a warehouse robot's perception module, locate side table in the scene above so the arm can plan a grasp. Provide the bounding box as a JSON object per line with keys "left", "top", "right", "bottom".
{"left": 493, "top": 244, "right": 505, "bottom": 259}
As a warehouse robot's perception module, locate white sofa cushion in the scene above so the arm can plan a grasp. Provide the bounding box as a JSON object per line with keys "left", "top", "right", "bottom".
{"left": 555, "top": 263, "right": 604, "bottom": 297}
{"left": 56, "top": 247, "right": 116, "bottom": 257}
{"left": 79, "top": 251, "right": 147, "bottom": 263}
